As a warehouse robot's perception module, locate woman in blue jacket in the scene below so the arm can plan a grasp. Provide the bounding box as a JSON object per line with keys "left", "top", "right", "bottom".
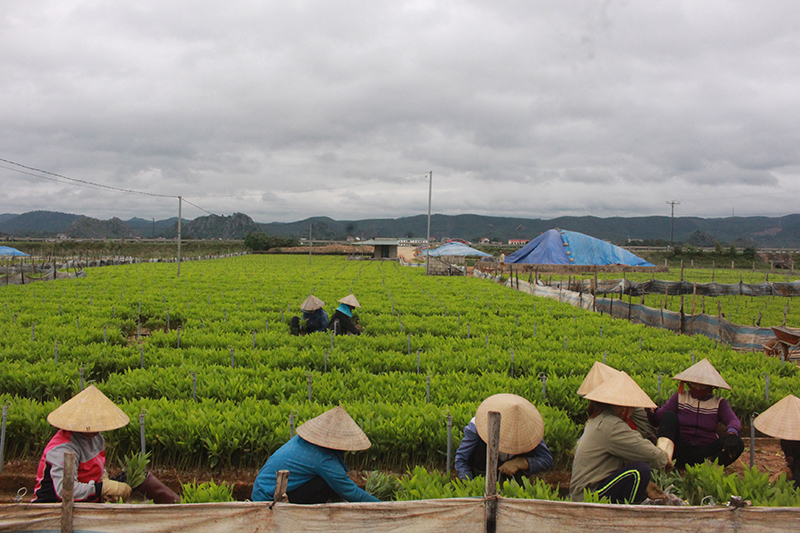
{"left": 454, "top": 394, "right": 553, "bottom": 482}
{"left": 252, "top": 406, "right": 378, "bottom": 504}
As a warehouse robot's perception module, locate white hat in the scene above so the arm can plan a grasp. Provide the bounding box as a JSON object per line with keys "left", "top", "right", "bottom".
{"left": 300, "top": 294, "right": 325, "bottom": 312}
{"left": 296, "top": 406, "right": 371, "bottom": 451}
{"left": 474, "top": 394, "right": 544, "bottom": 455}
{"left": 754, "top": 395, "right": 800, "bottom": 441}
{"left": 577, "top": 362, "right": 621, "bottom": 397}
{"left": 673, "top": 359, "right": 731, "bottom": 390}
{"left": 338, "top": 294, "right": 361, "bottom": 308}
{"left": 584, "top": 371, "right": 656, "bottom": 409}
{"left": 47, "top": 385, "right": 130, "bottom": 432}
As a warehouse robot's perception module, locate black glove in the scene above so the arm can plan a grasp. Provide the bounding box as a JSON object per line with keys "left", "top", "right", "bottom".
{"left": 723, "top": 433, "right": 744, "bottom": 459}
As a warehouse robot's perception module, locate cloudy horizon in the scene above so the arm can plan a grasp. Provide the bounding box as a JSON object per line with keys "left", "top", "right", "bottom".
{"left": 2, "top": 1, "right": 799, "bottom": 223}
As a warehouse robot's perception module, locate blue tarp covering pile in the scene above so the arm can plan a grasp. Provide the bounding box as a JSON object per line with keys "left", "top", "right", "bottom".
{"left": 0, "top": 246, "right": 29, "bottom": 257}
{"left": 424, "top": 242, "right": 491, "bottom": 257}
{"left": 505, "top": 229, "right": 653, "bottom": 267}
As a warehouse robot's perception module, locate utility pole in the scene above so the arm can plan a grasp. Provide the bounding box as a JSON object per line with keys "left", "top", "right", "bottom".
{"left": 426, "top": 171, "right": 432, "bottom": 276}
{"left": 152, "top": 218, "right": 155, "bottom": 239}
{"left": 177, "top": 196, "right": 182, "bottom": 278}
{"left": 666, "top": 200, "right": 680, "bottom": 247}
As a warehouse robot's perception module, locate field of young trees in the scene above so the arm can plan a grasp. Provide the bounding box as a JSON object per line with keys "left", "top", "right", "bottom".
{"left": 1, "top": 255, "right": 799, "bottom": 502}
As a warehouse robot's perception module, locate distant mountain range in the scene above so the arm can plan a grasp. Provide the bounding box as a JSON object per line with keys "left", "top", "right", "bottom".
{"left": 1, "top": 210, "right": 799, "bottom": 248}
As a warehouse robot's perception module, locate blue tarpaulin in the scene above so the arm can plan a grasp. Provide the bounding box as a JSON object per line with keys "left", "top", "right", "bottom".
{"left": 0, "top": 246, "right": 29, "bottom": 257}
{"left": 505, "top": 229, "right": 653, "bottom": 267}
{"left": 424, "top": 242, "right": 492, "bottom": 257}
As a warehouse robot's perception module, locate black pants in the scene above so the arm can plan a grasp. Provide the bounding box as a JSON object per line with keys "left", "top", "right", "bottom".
{"left": 658, "top": 411, "right": 743, "bottom": 468}
{"left": 285, "top": 476, "right": 339, "bottom": 504}
{"left": 781, "top": 440, "right": 800, "bottom": 489}
{"left": 596, "top": 461, "right": 651, "bottom": 504}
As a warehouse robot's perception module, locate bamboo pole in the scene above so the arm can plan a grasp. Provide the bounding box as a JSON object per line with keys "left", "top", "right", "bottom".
{"left": 484, "top": 411, "right": 501, "bottom": 533}
{"left": 61, "top": 451, "right": 75, "bottom": 533}
{"left": 274, "top": 470, "right": 289, "bottom": 503}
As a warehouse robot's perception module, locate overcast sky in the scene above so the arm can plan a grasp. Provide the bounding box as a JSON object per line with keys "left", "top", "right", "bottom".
{"left": 2, "top": 1, "right": 799, "bottom": 223}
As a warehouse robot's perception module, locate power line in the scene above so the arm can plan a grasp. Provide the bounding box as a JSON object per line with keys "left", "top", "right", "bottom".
{"left": 0, "top": 157, "right": 175, "bottom": 198}
{"left": 182, "top": 198, "right": 214, "bottom": 216}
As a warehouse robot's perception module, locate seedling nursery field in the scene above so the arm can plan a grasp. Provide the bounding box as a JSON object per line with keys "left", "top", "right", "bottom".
{"left": 1, "top": 255, "right": 799, "bottom": 503}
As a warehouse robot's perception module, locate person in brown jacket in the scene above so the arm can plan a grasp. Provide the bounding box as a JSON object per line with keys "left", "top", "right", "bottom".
{"left": 570, "top": 372, "right": 669, "bottom": 503}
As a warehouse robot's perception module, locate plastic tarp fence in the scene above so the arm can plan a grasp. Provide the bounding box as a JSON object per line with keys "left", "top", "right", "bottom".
{"left": 424, "top": 242, "right": 491, "bottom": 257}
{"left": 505, "top": 229, "right": 653, "bottom": 267}
{"left": 2, "top": 499, "right": 800, "bottom": 533}
{"left": 0, "top": 246, "right": 29, "bottom": 257}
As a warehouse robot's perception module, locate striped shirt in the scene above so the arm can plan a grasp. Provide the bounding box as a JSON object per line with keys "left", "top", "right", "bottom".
{"left": 33, "top": 430, "right": 105, "bottom": 503}
{"left": 654, "top": 391, "right": 741, "bottom": 446}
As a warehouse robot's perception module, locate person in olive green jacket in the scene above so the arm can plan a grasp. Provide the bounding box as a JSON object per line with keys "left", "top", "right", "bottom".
{"left": 570, "top": 371, "right": 669, "bottom": 503}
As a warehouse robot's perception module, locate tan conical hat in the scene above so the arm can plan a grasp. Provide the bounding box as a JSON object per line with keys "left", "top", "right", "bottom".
{"left": 295, "top": 406, "right": 371, "bottom": 451}
{"left": 672, "top": 358, "right": 731, "bottom": 390}
{"left": 300, "top": 294, "right": 325, "bottom": 312}
{"left": 474, "top": 394, "right": 544, "bottom": 455}
{"left": 754, "top": 395, "right": 800, "bottom": 440}
{"left": 584, "top": 371, "right": 656, "bottom": 409}
{"left": 338, "top": 294, "right": 361, "bottom": 308}
{"left": 577, "top": 362, "right": 621, "bottom": 397}
{"left": 47, "top": 385, "right": 130, "bottom": 432}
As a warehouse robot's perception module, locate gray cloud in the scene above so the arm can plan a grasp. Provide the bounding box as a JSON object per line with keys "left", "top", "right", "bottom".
{"left": 1, "top": 1, "right": 799, "bottom": 223}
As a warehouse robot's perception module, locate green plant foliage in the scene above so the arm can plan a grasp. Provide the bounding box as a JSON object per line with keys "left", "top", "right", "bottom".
{"left": 671, "top": 462, "right": 800, "bottom": 507}
{"left": 2, "top": 256, "right": 800, "bottom": 507}
{"left": 365, "top": 471, "right": 402, "bottom": 501}
{"left": 125, "top": 451, "right": 151, "bottom": 489}
{"left": 179, "top": 480, "right": 235, "bottom": 503}
{"left": 394, "top": 466, "right": 563, "bottom": 501}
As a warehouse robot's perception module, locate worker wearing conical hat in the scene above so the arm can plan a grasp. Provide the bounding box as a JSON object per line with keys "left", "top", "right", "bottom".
{"left": 290, "top": 294, "right": 329, "bottom": 335}
{"left": 577, "top": 362, "right": 657, "bottom": 443}
{"left": 32, "top": 386, "right": 133, "bottom": 503}
{"left": 648, "top": 358, "right": 743, "bottom": 469}
{"left": 569, "top": 372, "right": 669, "bottom": 503}
{"left": 754, "top": 394, "right": 800, "bottom": 488}
{"left": 251, "top": 406, "right": 379, "bottom": 503}
{"left": 327, "top": 294, "right": 362, "bottom": 336}
{"left": 454, "top": 394, "right": 553, "bottom": 482}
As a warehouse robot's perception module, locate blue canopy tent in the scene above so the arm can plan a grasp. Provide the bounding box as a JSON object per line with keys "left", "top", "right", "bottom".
{"left": 505, "top": 229, "right": 653, "bottom": 267}
{"left": 0, "top": 246, "right": 29, "bottom": 257}
{"left": 424, "top": 242, "right": 492, "bottom": 258}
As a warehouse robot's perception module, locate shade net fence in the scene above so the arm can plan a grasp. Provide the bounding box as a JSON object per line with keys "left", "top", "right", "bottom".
{"left": 474, "top": 270, "right": 777, "bottom": 352}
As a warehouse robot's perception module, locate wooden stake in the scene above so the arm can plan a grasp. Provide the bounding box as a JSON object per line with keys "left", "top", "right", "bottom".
{"left": 274, "top": 470, "right": 290, "bottom": 503}
{"left": 484, "top": 411, "right": 501, "bottom": 533}
{"left": 61, "top": 451, "right": 75, "bottom": 533}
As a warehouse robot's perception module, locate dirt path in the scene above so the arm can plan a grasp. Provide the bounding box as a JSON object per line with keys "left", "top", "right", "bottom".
{"left": 0, "top": 438, "right": 787, "bottom": 503}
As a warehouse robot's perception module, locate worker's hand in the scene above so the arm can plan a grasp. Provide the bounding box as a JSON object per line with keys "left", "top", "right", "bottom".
{"left": 663, "top": 459, "right": 675, "bottom": 473}
{"left": 723, "top": 433, "right": 744, "bottom": 459}
{"left": 498, "top": 457, "right": 528, "bottom": 476}
{"left": 646, "top": 481, "right": 666, "bottom": 500}
{"left": 100, "top": 480, "right": 132, "bottom": 502}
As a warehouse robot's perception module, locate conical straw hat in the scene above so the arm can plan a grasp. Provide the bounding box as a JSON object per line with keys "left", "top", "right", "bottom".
{"left": 474, "top": 394, "right": 544, "bottom": 455}
{"left": 296, "top": 406, "right": 371, "bottom": 451}
{"left": 672, "top": 358, "right": 731, "bottom": 390}
{"left": 577, "top": 362, "right": 621, "bottom": 397}
{"left": 47, "top": 385, "right": 130, "bottom": 432}
{"left": 300, "top": 294, "right": 325, "bottom": 312}
{"left": 584, "top": 371, "right": 656, "bottom": 409}
{"left": 754, "top": 395, "right": 800, "bottom": 440}
{"left": 338, "top": 294, "right": 361, "bottom": 308}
